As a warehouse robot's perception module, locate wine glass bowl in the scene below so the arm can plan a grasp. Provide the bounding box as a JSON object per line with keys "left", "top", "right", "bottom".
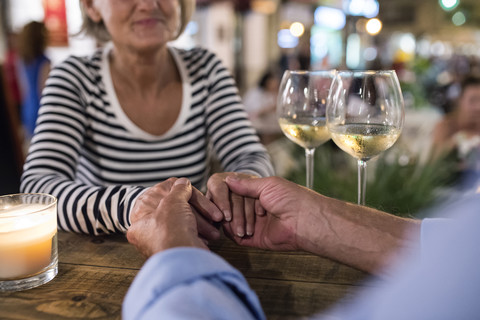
{"left": 277, "top": 70, "right": 336, "bottom": 189}
{"left": 277, "top": 115, "right": 330, "bottom": 150}
{"left": 327, "top": 70, "right": 404, "bottom": 204}
{"left": 328, "top": 123, "right": 402, "bottom": 161}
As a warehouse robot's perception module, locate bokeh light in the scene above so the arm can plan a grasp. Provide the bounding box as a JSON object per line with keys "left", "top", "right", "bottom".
{"left": 364, "top": 47, "right": 378, "bottom": 61}
{"left": 344, "top": 0, "right": 379, "bottom": 18}
{"left": 439, "top": 0, "right": 459, "bottom": 11}
{"left": 366, "top": 18, "right": 382, "bottom": 35}
{"left": 278, "top": 29, "right": 299, "bottom": 48}
{"left": 399, "top": 33, "right": 416, "bottom": 53}
{"left": 452, "top": 11, "right": 466, "bottom": 26}
{"left": 290, "top": 22, "right": 305, "bottom": 37}
{"left": 314, "top": 6, "right": 346, "bottom": 30}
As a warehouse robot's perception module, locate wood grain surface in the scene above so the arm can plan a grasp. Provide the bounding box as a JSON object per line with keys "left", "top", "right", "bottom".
{"left": 0, "top": 232, "right": 368, "bottom": 320}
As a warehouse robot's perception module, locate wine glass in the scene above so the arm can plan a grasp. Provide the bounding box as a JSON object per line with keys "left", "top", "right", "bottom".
{"left": 277, "top": 70, "right": 336, "bottom": 189}
{"left": 326, "top": 70, "right": 405, "bottom": 205}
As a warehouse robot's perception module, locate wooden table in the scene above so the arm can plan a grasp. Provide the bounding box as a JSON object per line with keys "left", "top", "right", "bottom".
{"left": 0, "top": 232, "right": 368, "bottom": 320}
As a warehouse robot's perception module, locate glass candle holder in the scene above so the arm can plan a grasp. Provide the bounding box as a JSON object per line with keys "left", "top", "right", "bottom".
{"left": 0, "top": 193, "right": 58, "bottom": 292}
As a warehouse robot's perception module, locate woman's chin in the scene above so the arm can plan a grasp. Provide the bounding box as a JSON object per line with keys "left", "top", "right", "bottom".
{"left": 123, "top": 39, "right": 170, "bottom": 55}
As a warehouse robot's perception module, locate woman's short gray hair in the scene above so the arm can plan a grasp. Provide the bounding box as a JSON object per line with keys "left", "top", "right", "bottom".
{"left": 79, "top": 0, "right": 195, "bottom": 43}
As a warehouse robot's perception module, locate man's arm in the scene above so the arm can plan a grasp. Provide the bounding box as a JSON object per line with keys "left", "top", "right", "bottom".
{"left": 302, "top": 194, "right": 421, "bottom": 273}
{"left": 123, "top": 248, "right": 264, "bottom": 320}
{"left": 225, "top": 176, "right": 421, "bottom": 274}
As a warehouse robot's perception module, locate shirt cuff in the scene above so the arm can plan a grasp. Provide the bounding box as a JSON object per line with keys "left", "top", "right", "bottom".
{"left": 126, "top": 187, "right": 148, "bottom": 227}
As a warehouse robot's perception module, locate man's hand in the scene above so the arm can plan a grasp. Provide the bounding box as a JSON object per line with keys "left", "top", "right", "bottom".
{"left": 131, "top": 178, "right": 223, "bottom": 242}
{"left": 223, "top": 176, "right": 319, "bottom": 251}
{"left": 127, "top": 178, "right": 209, "bottom": 257}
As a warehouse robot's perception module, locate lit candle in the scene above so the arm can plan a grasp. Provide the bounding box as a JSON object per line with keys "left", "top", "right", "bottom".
{"left": 0, "top": 202, "right": 57, "bottom": 279}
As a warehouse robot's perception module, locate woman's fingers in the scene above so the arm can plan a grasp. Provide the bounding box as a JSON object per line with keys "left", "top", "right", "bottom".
{"left": 190, "top": 187, "right": 223, "bottom": 222}
{"left": 192, "top": 206, "right": 221, "bottom": 241}
{"left": 207, "top": 180, "right": 233, "bottom": 222}
{"left": 244, "top": 197, "right": 255, "bottom": 236}
{"left": 230, "top": 193, "right": 245, "bottom": 237}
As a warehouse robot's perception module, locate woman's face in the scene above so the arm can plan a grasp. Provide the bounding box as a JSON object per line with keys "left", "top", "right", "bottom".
{"left": 86, "top": 0, "right": 181, "bottom": 52}
{"left": 458, "top": 85, "right": 480, "bottom": 131}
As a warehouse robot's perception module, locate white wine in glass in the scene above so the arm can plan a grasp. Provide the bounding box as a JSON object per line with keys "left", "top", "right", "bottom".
{"left": 278, "top": 117, "right": 330, "bottom": 150}
{"left": 327, "top": 70, "right": 404, "bottom": 205}
{"left": 277, "top": 70, "right": 336, "bottom": 189}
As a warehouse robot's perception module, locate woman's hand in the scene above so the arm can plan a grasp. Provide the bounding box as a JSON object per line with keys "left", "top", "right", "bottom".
{"left": 131, "top": 178, "right": 223, "bottom": 242}
{"left": 206, "top": 172, "right": 264, "bottom": 238}
{"left": 127, "top": 178, "right": 209, "bottom": 257}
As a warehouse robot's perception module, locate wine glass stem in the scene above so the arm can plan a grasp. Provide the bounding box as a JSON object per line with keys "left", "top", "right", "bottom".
{"left": 357, "top": 160, "right": 367, "bottom": 205}
{"left": 305, "top": 148, "right": 315, "bottom": 189}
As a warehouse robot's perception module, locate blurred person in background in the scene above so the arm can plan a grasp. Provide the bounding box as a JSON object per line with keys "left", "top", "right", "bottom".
{"left": 243, "top": 70, "right": 281, "bottom": 145}
{"left": 432, "top": 75, "right": 480, "bottom": 174}
{"left": 17, "top": 21, "right": 51, "bottom": 140}
{"left": 20, "top": 0, "right": 274, "bottom": 238}
{"left": 4, "top": 32, "right": 22, "bottom": 114}
{"left": 278, "top": 38, "right": 311, "bottom": 74}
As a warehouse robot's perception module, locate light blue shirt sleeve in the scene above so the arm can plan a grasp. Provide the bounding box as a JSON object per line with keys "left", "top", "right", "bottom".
{"left": 123, "top": 247, "right": 266, "bottom": 320}
{"left": 321, "top": 194, "right": 480, "bottom": 320}
{"left": 420, "top": 217, "right": 451, "bottom": 255}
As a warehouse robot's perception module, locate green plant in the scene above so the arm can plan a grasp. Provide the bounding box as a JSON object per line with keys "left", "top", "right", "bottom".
{"left": 285, "top": 141, "right": 458, "bottom": 217}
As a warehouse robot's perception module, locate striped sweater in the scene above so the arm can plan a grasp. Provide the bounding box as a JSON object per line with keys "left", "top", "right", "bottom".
{"left": 20, "top": 45, "right": 274, "bottom": 235}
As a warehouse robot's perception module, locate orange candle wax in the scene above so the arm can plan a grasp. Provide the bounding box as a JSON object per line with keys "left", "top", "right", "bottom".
{"left": 0, "top": 204, "right": 57, "bottom": 279}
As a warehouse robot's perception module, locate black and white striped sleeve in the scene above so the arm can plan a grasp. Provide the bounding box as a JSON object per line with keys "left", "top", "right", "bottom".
{"left": 201, "top": 50, "right": 274, "bottom": 177}
{"left": 20, "top": 59, "right": 144, "bottom": 235}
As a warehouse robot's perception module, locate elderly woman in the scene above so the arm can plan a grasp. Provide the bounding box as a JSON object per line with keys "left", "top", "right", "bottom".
{"left": 20, "top": 0, "right": 274, "bottom": 239}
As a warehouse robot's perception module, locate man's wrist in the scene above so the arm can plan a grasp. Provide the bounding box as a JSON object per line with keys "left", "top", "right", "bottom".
{"left": 294, "top": 193, "right": 332, "bottom": 255}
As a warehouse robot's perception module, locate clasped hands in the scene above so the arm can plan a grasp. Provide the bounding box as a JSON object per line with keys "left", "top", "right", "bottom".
{"left": 127, "top": 173, "right": 308, "bottom": 258}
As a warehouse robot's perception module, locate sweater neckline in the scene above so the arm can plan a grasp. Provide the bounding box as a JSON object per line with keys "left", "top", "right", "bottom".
{"left": 100, "top": 42, "right": 191, "bottom": 140}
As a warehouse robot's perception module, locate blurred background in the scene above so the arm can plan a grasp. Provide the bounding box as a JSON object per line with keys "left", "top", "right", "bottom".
{"left": 2, "top": 0, "right": 480, "bottom": 94}
{"left": 1, "top": 0, "right": 479, "bottom": 215}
